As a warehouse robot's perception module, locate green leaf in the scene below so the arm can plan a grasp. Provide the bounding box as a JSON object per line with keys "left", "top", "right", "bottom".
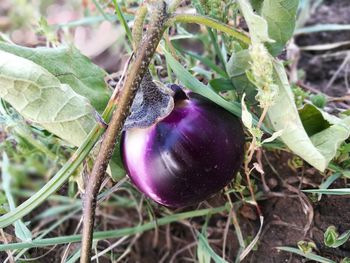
{"left": 197, "top": 232, "right": 228, "bottom": 263}
{"left": 310, "top": 116, "right": 350, "bottom": 166}
{"left": 227, "top": 50, "right": 251, "bottom": 77}
{"left": 0, "top": 43, "right": 111, "bottom": 113}
{"left": 324, "top": 226, "right": 338, "bottom": 247}
{"left": 237, "top": 0, "right": 274, "bottom": 44}
{"left": 197, "top": 233, "right": 212, "bottom": 263}
{"left": 226, "top": 49, "right": 257, "bottom": 103}
{"left": 324, "top": 226, "right": 350, "bottom": 248}
{"left": 209, "top": 78, "right": 234, "bottom": 92}
{"left": 268, "top": 61, "right": 350, "bottom": 172}
{"left": 250, "top": 0, "right": 263, "bottom": 13}
{"left": 108, "top": 139, "right": 126, "bottom": 181}
{"left": 0, "top": 50, "right": 96, "bottom": 147}
{"left": 297, "top": 240, "right": 317, "bottom": 254}
{"left": 299, "top": 104, "right": 332, "bottom": 136}
{"left": 316, "top": 173, "right": 342, "bottom": 200}
{"left": 261, "top": 0, "right": 299, "bottom": 56}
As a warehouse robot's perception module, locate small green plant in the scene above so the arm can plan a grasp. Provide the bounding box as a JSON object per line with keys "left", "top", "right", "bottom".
{"left": 297, "top": 240, "right": 317, "bottom": 254}
{"left": 324, "top": 225, "right": 350, "bottom": 248}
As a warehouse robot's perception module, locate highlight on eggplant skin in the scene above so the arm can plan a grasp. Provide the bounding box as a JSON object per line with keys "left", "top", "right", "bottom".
{"left": 121, "top": 85, "right": 245, "bottom": 207}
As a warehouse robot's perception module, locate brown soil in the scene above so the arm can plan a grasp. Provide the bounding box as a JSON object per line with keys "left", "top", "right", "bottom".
{"left": 296, "top": 0, "right": 350, "bottom": 97}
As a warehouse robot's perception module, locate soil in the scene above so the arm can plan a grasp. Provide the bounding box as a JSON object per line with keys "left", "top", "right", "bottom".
{"left": 297, "top": 0, "right": 350, "bottom": 97}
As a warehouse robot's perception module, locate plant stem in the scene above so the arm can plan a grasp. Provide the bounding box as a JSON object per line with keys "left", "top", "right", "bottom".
{"left": 132, "top": 4, "right": 148, "bottom": 49}
{"left": 167, "top": 14, "right": 251, "bottom": 46}
{"left": 80, "top": 2, "right": 169, "bottom": 262}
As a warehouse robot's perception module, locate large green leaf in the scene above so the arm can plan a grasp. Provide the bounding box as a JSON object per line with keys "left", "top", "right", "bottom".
{"left": 261, "top": 0, "right": 299, "bottom": 56}
{"left": 0, "top": 50, "right": 96, "bottom": 147}
{"left": 268, "top": 60, "right": 350, "bottom": 171}
{"left": 0, "top": 43, "right": 111, "bottom": 113}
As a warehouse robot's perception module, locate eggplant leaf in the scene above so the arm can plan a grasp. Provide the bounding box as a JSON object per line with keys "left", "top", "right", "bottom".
{"left": 0, "top": 50, "right": 96, "bottom": 147}
{"left": 0, "top": 42, "right": 111, "bottom": 113}
{"left": 261, "top": 0, "right": 299, "bottom": 56}
{"left": 268, "top": 60, "right": 350, "bottom": 171}
{"left": 237, "top": 0, "right": 274, "bottom": 44}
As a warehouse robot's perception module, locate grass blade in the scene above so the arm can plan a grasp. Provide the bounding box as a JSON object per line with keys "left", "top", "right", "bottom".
{"left": 295, "top": 24, "right": 350, "bottom": 35}
{"left": 303, "top": 188, "right": 350, "bottom": 195}
{"left": 198, "top": 232, "right": 228, "bottom": 263}
{"left": 112, "top": 0, "right": 133, "bottom": 45}
{"left": 0, "top": 205, "right": 228, "bottom": 251}
{"left": 316, "top": 173, "right": 342, "bottom": 200}
{"left": 2, "top": 153, "right": 32, "bottom": 242}
{"left": 276, "top": 246, "right": 336, "bottom": 263}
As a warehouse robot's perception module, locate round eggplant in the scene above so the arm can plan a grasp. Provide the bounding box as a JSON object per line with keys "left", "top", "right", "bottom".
{"left": 121, "top": 85, "right": 245, "bottom": 207}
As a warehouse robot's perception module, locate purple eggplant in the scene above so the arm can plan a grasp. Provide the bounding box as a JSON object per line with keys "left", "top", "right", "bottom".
{"left": 121, "top": 85, "right": 245, "bottom": 207}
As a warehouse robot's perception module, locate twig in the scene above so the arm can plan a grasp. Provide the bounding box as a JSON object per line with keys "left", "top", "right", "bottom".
{"left": 80, "top": 2, "right": 169, "bottom": 262}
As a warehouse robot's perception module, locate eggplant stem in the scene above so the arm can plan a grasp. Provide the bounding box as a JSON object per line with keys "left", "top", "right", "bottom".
{"left": 80, "top": 2, "right": 169, "bottom": 262}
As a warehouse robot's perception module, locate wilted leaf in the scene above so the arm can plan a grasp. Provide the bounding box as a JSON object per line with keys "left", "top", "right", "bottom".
{"left": 267, "top": 60, "right": 326, "bottom": 171}
{"left": 261, "top": 0, "right": 299, "bottom": 56}
{"left": 267, "top": 60, "right": 350, "bottom": 171}
{"left": 0, "top": 50, "right": 96, "bottom": 147}
{"left": 0, "top": 42, "right": 111, "bottom": 113}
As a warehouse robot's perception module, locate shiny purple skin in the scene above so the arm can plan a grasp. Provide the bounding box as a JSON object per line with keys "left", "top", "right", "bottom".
{"left": 121, "top": 86, "right": 245, "bottom": 207}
